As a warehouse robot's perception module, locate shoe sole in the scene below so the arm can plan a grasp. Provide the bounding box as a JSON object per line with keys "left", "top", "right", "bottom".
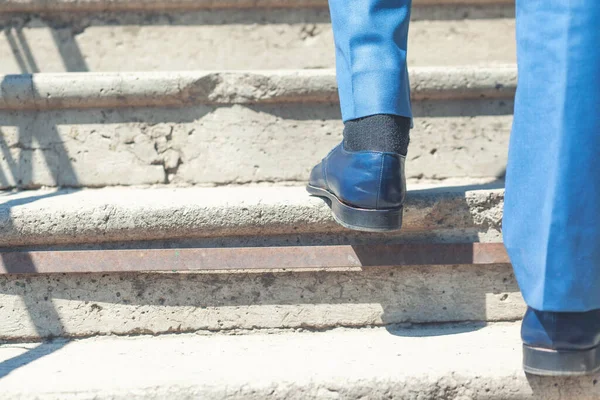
{"left": 523, "top": 344, "right": 600, "bottom": 376}
{"left": 306, "top": 184, "right": 403, "bottom": 232}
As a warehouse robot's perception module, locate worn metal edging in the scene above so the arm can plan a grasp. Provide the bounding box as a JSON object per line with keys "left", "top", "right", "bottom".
{"left": 0, "top": 243, "right": 509, "bottom": 274}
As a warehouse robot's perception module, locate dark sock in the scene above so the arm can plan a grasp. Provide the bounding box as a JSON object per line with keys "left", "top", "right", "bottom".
{"left": 343, "top": 114, "right": 411, "bottom": 156}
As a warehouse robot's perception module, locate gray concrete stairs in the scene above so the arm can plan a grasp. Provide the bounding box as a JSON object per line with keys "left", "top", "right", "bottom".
{"left": 0, "top": 0, "right": 515, "bottom": 188}
{"left": 0, "top": 183, "right": 516, "bottom": 342}
{"left": 0, "top": 0, "right": 588, "bottom": 398}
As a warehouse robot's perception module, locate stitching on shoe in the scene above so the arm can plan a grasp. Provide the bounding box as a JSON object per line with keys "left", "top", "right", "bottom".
{"left": 376, "top": 155, "right": 384, "bottom": 209}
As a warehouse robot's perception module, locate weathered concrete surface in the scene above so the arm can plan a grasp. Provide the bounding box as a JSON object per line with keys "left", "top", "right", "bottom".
{"left": 0, "top": 0, "right": 514, "bottom": 13}
{"left": 0, "top": 67, "right": 516, "bottom": 109}
{"left": 3, "top": 323, "right": 599, "bottom": 400}
{"left": 0, "top": 68, "right": 514, "bottom": 188}
{"left": 0, "top": 185, "right": 504, "bottom": 247}
{"left": 0, "top": 14, "right": 515, "bottom": 73}
{"left": 0, "top": 100, "right": 512, "bottom": 187}
{"left": 0, "top": 264, "right": 520, "bottom": 339}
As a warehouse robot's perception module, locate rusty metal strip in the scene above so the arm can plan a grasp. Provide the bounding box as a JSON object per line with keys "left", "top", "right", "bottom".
{"left": 0, "top": 0, "right": 513, "bottom": 14}
{"left": 0, "top": 243, "right": 509, "bottom": 274}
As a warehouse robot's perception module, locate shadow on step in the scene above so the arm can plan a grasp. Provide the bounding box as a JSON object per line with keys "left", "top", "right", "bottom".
{"left": 409, "top": 178, "right": 505, "bottom": 194}
{"left": 385, "top": 321, "right": 488, "bottom": 337}
{"left": 0, "top": 252, "right": 70, "bottom": 381}
{"left": 0, "top": 340, "right": 69, "bottom": 380}
{"left": 0, "top": 74, "right": 81, "bottom": 380}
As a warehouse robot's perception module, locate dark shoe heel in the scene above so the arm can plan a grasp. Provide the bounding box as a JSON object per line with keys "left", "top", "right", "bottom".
{"left": 523, "top": 344, "right": 600, "bottom": 376}
{"left": 307, "top": 185, "right": 403, "bottom": 232}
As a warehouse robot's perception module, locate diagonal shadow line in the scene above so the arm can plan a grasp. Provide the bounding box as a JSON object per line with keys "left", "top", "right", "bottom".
{"left": 33, "top": 122, "right": 81, "bottom": 187}
{"left": 16, "top": 123, "right": 33, "bottom": 189}
{"left": 50, "top": 30, "right": 89, "bottom": 72}
{"left": 0, "top": 151, "right": 10, "bottom": 188}
{"left": 1, "top": 36, "right": 82, "bottom": 187}
{"left": 4, "top": 29, "right": 30, "bottom": 73}
{"left": 0, "top": 341, "right": 69, "bottom": 380}
{"left": 409, "top": 178, "right": 505, "bottom": 195}
{"left": 0, "top": 58, "right": 78, "bottom": 375}
{"left": 14, "top": 30, "right": 40, "bottom": 74}
{"left": 0, "top": 117, "right": 75, "bottom": 379}
{"left": 20, "top": 26, "right": 85, "bottom": 186}
{"left": 0, "top": 253, "right": 70, "bottom": 380}
{"left": 0, "top": 190, "right": 77, "bottom": 209}
{"left": 0, "top": 128, "right": 20, "bottom": 184}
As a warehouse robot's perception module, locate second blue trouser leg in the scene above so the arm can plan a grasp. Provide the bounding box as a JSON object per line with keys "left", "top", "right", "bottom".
{"left": 328, "top": 0, "right": 412, "bottom": 122}
{"left": 504, "top": 0, "right": 600, "bottom": 311}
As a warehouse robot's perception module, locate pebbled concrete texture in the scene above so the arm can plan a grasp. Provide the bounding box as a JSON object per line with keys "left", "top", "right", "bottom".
{"left": 0, "top": 12, "right": 515, "bottom": 73}
{"left": 0, "top": 264, "right": 522, "bottom": 339}
{"left": 2, "top": 323, "right": 600, "bottom": 400}
{"left": 0, "top": 185, "right": 504, "bottom": 247}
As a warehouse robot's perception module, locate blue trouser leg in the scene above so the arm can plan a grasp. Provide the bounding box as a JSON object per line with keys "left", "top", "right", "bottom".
{"left": 328, "top": 0, "right": 413, "bottom": 122}
{"left": 504, "top": 0, "right": 600, "bottom": 311}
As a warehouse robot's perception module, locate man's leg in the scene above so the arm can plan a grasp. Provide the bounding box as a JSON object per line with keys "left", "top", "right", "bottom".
{"left": 328, "top": 0, "right": 412, "bottom": 122}
{"left": 504, "top": 0, "right": 600, "bottom": 375}
{"left": 307, "top": 0, "right": 412, "bottom": 232}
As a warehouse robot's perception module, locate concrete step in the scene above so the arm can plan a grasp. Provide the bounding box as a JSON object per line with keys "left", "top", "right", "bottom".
{"left": 0, "top": 8, "right": 515, "bottom": 73}
{"left": 2, "top": 323, "right": 597, "bottom": 400}
{"left": 0, "top": 67, "right": 514, "bottom": 188}
{"left": 0, "top": 183, "right": 516, "bottom": 339}
{"left": 0, "top": 184, "right": 504, "bottom": 248}
{"left": 1, "top": 251, "right": 521, "bottom": 339}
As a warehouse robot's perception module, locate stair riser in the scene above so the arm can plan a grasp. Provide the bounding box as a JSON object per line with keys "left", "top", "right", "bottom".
{"left": 1, "top": 265, "right": 523, "bottom": 340}
{"left": 0, "top": 100, "right": 511, "bottom": 188}
{"left": 0, "top": 12, "right": 515, "bottom": 73}
{"left": 0, "top": 0, "right": 515, "bottom": 13}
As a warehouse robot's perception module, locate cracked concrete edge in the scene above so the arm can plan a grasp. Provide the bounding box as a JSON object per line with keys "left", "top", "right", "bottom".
{"left": 0, "top": 0, "right": 514, "bottom": 12}
{"left": 0, "top": 67, "right": 517, "bottom": 111}
{"left": 0, "top": 185, "right": 504, "bottom": 247}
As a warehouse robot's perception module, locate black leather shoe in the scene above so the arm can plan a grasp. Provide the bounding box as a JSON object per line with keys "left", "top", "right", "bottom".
{"left": 522, "top": 306, "right": 600, "bottom": 376}
{"left": 306, "top": 143, "right": 406, "bottom": 232}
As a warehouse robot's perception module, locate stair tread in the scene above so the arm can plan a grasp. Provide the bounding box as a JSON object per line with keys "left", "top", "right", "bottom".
{"left": 0, "top": 17, "right": 516, "bottom": 73}
{"left": 0, "top": 322, "right": 594, "bottom": 399}
{"left": 0, "top": 181, "right": 504, "bottom": 247}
